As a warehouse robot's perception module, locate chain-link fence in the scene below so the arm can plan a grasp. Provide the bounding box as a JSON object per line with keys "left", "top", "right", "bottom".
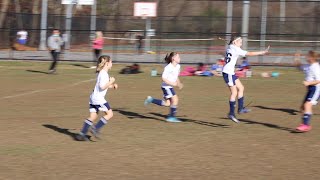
{"left": 0, "top": 0, "right": 319, "bottom": 64}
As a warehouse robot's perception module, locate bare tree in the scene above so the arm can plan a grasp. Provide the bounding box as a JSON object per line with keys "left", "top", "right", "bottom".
{"left": 0, "top": 0, "right": 10, "bottom": 29}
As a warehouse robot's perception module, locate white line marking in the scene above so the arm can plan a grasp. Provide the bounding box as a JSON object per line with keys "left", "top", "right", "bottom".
{"left": 1, "top": 78, "right": 95, "bottom": 100}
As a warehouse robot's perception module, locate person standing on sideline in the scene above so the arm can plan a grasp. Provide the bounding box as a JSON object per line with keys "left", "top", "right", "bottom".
{"left": 17, "top": 29, "right": 28, "bottom": 45}
{"left": 47, "top": 29, "right": 64, "bottom": 74}
{"left": 92, "top": 31, "right": 104, "bottom": 69}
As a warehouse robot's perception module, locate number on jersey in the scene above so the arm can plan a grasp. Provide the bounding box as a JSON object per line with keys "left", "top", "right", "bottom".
{"left": 225, "top": 52, "right": 232, "bottom": 64}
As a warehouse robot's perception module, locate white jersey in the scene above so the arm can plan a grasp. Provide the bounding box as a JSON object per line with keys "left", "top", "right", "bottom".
{"left": 17, "top": 30, "right": 28, "bottom": 40}
{"left": 161, "top": 63, "right": 180, "bottom": 88}
{"left": 90, "top": 70, "right": 109, "bottom": 104}
{"left": 305, "top": 62, "right": 320, "bottom": 85}
{"left": 222, "top": 45, "right": 248, "bottom": 75}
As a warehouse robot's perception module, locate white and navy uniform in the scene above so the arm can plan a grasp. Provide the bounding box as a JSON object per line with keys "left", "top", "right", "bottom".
{"left": 89, "top": 70, "right": 111, "bottom": 112}
{"left": 161, "top": 63, "right": 180, "bottom": 99}
{"left": 303, "top": 62, "right": 320, "bottom": 105}
{"left": 222, "top": 45, "right": 248, "bottom": 86}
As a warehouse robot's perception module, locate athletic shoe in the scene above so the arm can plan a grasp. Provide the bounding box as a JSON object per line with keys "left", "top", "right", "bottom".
{"left": 166, "top": 117, "right": 182, "bottom": 123}
{"left": 144, "top": 96, "right": 153, "bottom": 105}
{"left": 90, "top": 126, "right": 101, "bottom": 140}
{"left": 90, "top": 66, "right": 97, "bottom": 69}
{"left": 238, "top": 108, "right": 251, "bottom": 114}
{"left": 296, "top": 124, "right": 312, "bottom": 132}
{"left": 228, "top": 114, "right": 240, "bottom": 123}
{"left": 75, "top": 133, "right": 89, "bottom": 141}
{"left": 48, "top": 69, "right": 56, "bottom": 74}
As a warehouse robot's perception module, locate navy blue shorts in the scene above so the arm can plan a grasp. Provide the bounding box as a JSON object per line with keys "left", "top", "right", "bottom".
{"left": 89, "top": 102, "right": 111, "bottom": 113}
{"left": 161, "top": 87, "right": 176, "bottom": 99}
{"left": 18, "top": 39, "right": 27, "bottom": 45}
{"left": 223, "top": 72, "right": 238, "bottom": 86}
{"left": 304, "top": 86, "right": 320, "bottom": 105}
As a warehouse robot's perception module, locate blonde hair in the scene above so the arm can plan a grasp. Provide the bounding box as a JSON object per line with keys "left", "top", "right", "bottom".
{"left": 96, "top": 55, "right": 111, "bottom": 72}
{"left": 96, "top": 31, "right": 103, "bottom": 39}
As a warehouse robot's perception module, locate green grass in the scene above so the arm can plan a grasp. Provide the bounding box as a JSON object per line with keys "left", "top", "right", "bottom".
{"left": 0, "top": 61, "right": 320, "bottom": 180}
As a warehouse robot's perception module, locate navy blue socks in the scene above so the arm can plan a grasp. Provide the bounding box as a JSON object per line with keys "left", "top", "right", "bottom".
{"left": 80, "top": 119, "right": 93, "bottom": 135}
{"left": 229, "top": 101, "right": 236, "bottom": 116}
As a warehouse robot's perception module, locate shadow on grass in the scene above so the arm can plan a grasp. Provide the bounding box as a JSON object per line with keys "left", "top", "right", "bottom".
{"left": 71, "top": 64, "right": 91, "bottom": 68}
{"left": 26, "top": 70, "right": 48, "bottom": 74}
{"left": 254, "top": 105, "right": 299, "bottom": 115}
{"left": 150, "top": 112, "right": 229, "bottom": 128}
{"left": 220, "top": 117, "right": 296, "bottom": 132}
{"left": 42, "top": 124, "right": 93, "bottom": 141}
{"left": 113, "top": 108, "right": 164, "bottom": 122}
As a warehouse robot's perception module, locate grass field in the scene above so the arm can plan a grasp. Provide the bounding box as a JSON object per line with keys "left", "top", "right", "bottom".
{"left": 0, "top": 61, "right": 320, "bottom": 180}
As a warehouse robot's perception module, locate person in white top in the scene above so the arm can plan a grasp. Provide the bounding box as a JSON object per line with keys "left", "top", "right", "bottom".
{"left": 223, "top": 36, "right": 270, "bottom": 123}
{"left": 17, "top": 29, "right": 28, "bottom": 45}
{"left": 144, "top": 52, "right": 184, "bottom": 122}
{"left": 76, "top": 55, "right": 118, "bottom": 141}
{"left": 295, "top": 51, "right": 320, "bottom": 132}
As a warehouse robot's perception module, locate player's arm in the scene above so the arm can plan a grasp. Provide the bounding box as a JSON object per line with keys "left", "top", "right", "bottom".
{"left": 100, "top": 77, "right": 115, "bottom": 90}
{"left": 304, "top": 67, "right": 320, "bottom": 86}
{"left": 108, "top": 83, "right": 118, "bottom": 90}
{"left": 246, "top": 46, "right": 270, "bottom": 56}
{"left": 303, "top": 80, "right": 320, "bottom": 86}
{"left": 176, "top": 78, "right": 183, "bottom": 89}
{"left": 162, "top": 77, "right": 177, "bottom": 87}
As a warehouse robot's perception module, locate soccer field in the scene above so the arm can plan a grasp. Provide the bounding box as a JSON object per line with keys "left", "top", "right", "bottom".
{"left": 0, "top": 61, "right": 319, "bottom": 180}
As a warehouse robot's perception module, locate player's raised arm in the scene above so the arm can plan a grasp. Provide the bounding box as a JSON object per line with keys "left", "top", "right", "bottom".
{"left": 246, "top": 46, "right": 270, "bottom": 56}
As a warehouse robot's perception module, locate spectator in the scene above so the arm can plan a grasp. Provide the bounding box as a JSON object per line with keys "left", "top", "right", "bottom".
{"left": 47, "top": 29, "right": 64, "bottom": 74}
{"left": 92, "top": 31, "right": 104, "bottom": 69}
{"left": 17, "top": 29, "right": 28, "bottom": 45}
{"left": 136, "top": 34, "right": 144, "bottom": 54}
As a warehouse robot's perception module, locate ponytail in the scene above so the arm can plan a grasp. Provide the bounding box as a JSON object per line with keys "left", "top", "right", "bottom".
{"left": 228, "top": 35, "right": 242, "bottom": 45}
{"left": 164, "top": 52, "right": 177, "bottom": 64}
{"left": 96, "top": 55, "right": 111, "bottom": 72}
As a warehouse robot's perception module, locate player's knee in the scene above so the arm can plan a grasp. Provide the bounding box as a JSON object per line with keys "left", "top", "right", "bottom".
{"left": 238, "top": 85, "right": 244, "bottom": 92}
{"left": 107, "top": 110, "right": 113, "bottom": 118}
{"left": 304, "top": 102, "right": 313, "bottom": 109}
{"left": 163, "top": 101, "right": 171, "bottom": 106}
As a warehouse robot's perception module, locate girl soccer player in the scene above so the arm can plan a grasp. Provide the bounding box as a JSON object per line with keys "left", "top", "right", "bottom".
{"left": 144, "top": 52, "right": 183, "bottom": 123}
{"left": 223, "top": 36, "right": 270, "bottom": 123}
{"left": 296, "top": 51, "right": 320, "bottom": 132}
{"left": 76, "top": 55, "right": 118, "bottom": 141}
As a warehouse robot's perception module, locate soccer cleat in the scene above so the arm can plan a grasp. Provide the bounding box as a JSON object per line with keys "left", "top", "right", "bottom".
{"left": 75, "top": 133, "right": 89, "bottom": 141}
{"left": 90, "top": 126, "right": 101, "bottom": 140}
{"left": 238, "top": 108, "right": 251, "bottom": 114}
{"left": 166, "top": 117, "right": 182, "bottom": 123}
{"left": 228, "top": 114, "right": 240, "bottom": 123}
{"left": 48, "top": 69, "right": 56, "bottom": 74}
{"left": 296, "top": 124, "right": 312, "bottom": 132}
{"left": 144, "top": 96, "right": 153, "bottom": 105}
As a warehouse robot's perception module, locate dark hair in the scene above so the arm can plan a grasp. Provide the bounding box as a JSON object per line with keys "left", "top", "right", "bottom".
{"left": 164, "top": 52, "right": 178, "bottom": 64}
{"left": 308, "top": 50, "right": 318, "bottom": 59}
{"left": 228, "top": 35, "right": 241, "bottom": 45}
{"left": 97, "top": 55, "right": 111, "bottom": 72}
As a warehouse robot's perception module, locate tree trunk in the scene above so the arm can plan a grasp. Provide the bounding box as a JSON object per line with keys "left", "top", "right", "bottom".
{"left": 0, "top": 0, "right": 10, "bottom": 29}
{"left": 14, "top": 0, "right": 23, "bottom": 29}
{"left": 29, "top": 0, "right": 40, "bottom": 46}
